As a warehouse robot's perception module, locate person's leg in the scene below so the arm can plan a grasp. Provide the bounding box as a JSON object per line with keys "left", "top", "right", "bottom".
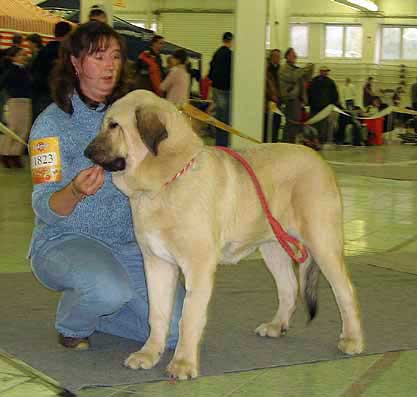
{"left": 212, "top": 88, "right": 230, "bottom": 147}
{"left": 352, "top": 120, "right": 363, "bottom": 146}
{"left": 315, "top": 118, "right": 330, "bottom": 144}
{"left": 263, "top": 112, "right": 269, "bottom": 142}
{"left": 282, "top": 101, "right": 292, "bottom": 143}
{"left": 346, "top": 99, "right": 354, "bottom": 110}
{"left": 31, "top": 237, "right": 134, "bottom": 339}
{"left": 283, "top": 99, "right": 301, "bottom": 143}
{"left": 98, "top": 242, "right": 185, "bottom": 349}
{"left": 335, "top": 114, "right": 347, "bottom": 144}
{"left": 272, "top": 113, "right": 281, "bottom": 143}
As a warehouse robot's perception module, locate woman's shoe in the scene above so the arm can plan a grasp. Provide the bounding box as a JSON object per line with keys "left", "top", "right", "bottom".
{"left": 58, "top": 334, "right": 90, "bottom": 350}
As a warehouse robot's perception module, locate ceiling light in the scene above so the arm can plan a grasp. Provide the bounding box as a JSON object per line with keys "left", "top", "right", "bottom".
{"left": 332, "top": 0, "right": 379, "bottom": 12}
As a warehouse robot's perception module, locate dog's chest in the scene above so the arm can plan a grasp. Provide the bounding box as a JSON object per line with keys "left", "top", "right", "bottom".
{"left": 142, "top": 231, "right": 176, "bottom": 264}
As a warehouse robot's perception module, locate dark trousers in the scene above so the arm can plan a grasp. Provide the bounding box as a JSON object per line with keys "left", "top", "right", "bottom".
{"left": 335, "top": 114, "right": 362, "bottom": 146}
{"left": 282, "top": 98, "right": 302, "bottom": 143}
{"left": 345, "top": 99, "right": 355, "bottom": 110}
{"left": 212, "top": 87, "right": 231, "bottom": 147}
{"left": 311, "top": 117, "right": 330, "bottom": 144}
{"left": 263, "top": 112, "right": 281, "bottom": 143}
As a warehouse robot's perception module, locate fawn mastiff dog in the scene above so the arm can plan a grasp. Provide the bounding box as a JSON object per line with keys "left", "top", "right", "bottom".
{"left": 84, "top": 90, "right": 364, "bottom": 380}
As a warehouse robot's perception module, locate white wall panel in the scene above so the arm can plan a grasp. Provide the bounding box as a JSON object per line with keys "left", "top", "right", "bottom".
{"left": 159, "top": 12, "right": 234, "bottom": 75}
{"left": 158, "top": 0, "right": 234, "bottom": 11}
{"left": 379, "top": 0, "right": 417, "bottom": 15}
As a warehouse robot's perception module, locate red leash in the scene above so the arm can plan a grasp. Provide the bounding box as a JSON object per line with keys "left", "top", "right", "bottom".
{"left": 216, "top": 146, "right": 309, "bottom": 264}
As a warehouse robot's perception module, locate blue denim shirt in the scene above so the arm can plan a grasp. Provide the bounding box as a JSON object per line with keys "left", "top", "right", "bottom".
{"left": 28, "top": 94, "right": 136, "bottom": 258}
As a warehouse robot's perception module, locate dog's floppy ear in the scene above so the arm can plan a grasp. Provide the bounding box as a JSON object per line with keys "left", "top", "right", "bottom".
{"left": 135, "top": 106, "right": 168, "bottom": 156}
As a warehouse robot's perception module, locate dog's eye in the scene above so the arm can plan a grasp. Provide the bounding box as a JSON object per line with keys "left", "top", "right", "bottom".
{"left": 108, "top": 121, "right": 119, "bottom": 129}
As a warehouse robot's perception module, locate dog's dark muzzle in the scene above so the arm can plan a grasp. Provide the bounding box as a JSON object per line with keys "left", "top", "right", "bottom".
{"left": 84, "top": 144, "right": 126, "bottom": 172}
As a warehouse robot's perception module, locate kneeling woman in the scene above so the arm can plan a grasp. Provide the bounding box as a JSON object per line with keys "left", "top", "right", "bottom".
{"left": 28, "top": 22, "right": 184, "bottom": 350}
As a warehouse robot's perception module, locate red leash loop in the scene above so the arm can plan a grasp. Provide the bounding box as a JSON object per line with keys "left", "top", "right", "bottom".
{"left": 216, "top": 146, "right": 309, "bottom": 264}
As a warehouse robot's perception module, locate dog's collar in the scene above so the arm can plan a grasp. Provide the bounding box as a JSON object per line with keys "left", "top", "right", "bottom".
{"left": 164, "top": 157, "right": 196, "bottom": 187}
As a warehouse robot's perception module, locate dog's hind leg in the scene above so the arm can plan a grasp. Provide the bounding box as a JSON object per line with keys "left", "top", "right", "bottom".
{"left": 125, "top": 254, "right": 179, "bottom": 370}
{"left": 256, "top": 241, "right": 298, "bottom": 337}
{"left": 167, "top": 256, "right": 217, "bottom": 380}
{"left": 301, "top": 217, "right": 364, "bottom": 355}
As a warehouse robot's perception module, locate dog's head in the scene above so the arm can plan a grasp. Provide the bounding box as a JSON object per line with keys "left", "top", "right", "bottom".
{"left": 84, "top": 90, "right": 185, "bottom": 172}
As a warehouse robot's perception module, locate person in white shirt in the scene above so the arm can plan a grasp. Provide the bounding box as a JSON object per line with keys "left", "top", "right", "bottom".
{"left": 342, "top": 78, "right": 356, "bottom": 110}
{"left": 160, "top": 49, "right": 191, "bottom": 107}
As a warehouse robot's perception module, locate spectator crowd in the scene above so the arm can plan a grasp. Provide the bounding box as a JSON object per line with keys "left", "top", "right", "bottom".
{"left": 1, "top": 8, "right": 416, "bottom": 168}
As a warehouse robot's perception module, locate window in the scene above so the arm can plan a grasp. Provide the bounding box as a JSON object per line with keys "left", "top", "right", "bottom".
{"left": 290, "top": 24, "right": 309, "bottom": 58}
{"left": 324, "top": 25, "right": 362, "bottom": 58}
{"left": 266, "top": 23, "right": 271, "bottom": 49}
{"left": 382, "top": 26, "right": 417, "bottom": 60}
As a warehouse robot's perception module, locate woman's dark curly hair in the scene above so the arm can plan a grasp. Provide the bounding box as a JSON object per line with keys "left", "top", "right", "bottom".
{"left": 51, "top": 21, "right": 132, "bottom": 114}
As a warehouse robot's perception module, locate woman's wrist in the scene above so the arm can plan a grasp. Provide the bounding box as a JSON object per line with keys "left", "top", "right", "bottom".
{"left": 70, "top": 180, "right": 86, "bottom": 201}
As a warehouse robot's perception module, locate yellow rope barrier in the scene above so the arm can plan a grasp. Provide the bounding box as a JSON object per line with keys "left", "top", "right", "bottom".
{"left": 0, "top": 121, "right": 27, "bottom": 146}
{"left": 181, "top": 103, "right": 262, "bottom": 144}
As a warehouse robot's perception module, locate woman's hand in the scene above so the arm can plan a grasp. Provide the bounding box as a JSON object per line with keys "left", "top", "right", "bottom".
{"left": 49, "top": 165, "right": 105, "bottom": 216}
{"left": 72, "top": 165, "right": 105, "bottom": 198}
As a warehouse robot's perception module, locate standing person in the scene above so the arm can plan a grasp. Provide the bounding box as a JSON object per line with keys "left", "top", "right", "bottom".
{"left": 363, "top": 76, "right": 375, "bottom": 108}
{"left": 0, "top": 47, "right": 32, "bottom": 168}
{"left": 342, "top": 77, "right": 356, "bottom": 110}
{"left": 160, "top": 49, "right": 191, "bottom": 107}
{"left": 137, "top": 35, "right": 165, "bottom": 96}
{"left": 264, "top": 49, "right": 281, "bottom": 143}
{"left": 5, "top": 33, "right": 24, "bottom": 56}
{"left": 28, "top": 22, "right": 185, "bottom": 350}
{"left": 26, "top": 34, "right": 44, "bottom": 59}
{"left": 166, "top": 55, "right": 175, "bottom": 70}
{"left": 392, "top": 87, "right": 402, "bottom": 106}
{"left": 26, "top": 33, "right": 44, "bottom": 72}
{"left": 308, "top": 66, "right": 339, "bottom": 144}
{"left": 31, "top": 20, "right": 72, "bottom": 121}
{"left": 208, "top": 31, "right": 233, "bottom": 147}
{"left": 1, "top": 33, "right": 24, "bottom": 125}
{"left": 279, "top": 47, "right": 314, "bottom": 143}
{"left": 88, "top": 5, "right": 108, "bottom": 24}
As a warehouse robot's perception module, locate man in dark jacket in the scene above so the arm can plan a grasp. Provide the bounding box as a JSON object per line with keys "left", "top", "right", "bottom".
{"left": 31, "top": 21, "right": 72, "bottom": 121}
{"left": 208, "top": 32, "right": 233, "bottom": 147}
{"left": 308, "top": 66, "right": 339, "bottom": 143}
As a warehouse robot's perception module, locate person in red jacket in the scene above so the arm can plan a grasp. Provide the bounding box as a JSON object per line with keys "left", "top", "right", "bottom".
{"left": 137, "top": 35, "right": 165, "bottom": 96}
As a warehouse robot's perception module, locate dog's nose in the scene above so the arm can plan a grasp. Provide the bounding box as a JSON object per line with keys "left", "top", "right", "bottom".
{"left": 111, "top": 157, "right": 126, "bottom": 171}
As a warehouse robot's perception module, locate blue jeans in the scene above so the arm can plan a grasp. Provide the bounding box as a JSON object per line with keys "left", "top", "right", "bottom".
{"left": 212, "top": 87, "right": 231, "bottom": 147}
{"left": 31, "top": 236, "right": 185, "bottom": 349}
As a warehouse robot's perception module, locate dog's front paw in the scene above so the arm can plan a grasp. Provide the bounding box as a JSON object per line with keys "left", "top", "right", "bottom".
{"left": 338, "top": 337, "right": 364, "bottom": 355}
{"left": 255, "top": 321, "right": 287, "bottom": 338}
{"left": 167, "top": 358, "right": 198, "bottom": 380}
{"left": 124, "top": 349, "right": 161, "bottom": 370}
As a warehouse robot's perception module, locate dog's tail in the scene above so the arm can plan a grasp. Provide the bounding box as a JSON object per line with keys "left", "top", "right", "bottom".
{"left": 300, "top": 255, "right": 320, "bottom": 321}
